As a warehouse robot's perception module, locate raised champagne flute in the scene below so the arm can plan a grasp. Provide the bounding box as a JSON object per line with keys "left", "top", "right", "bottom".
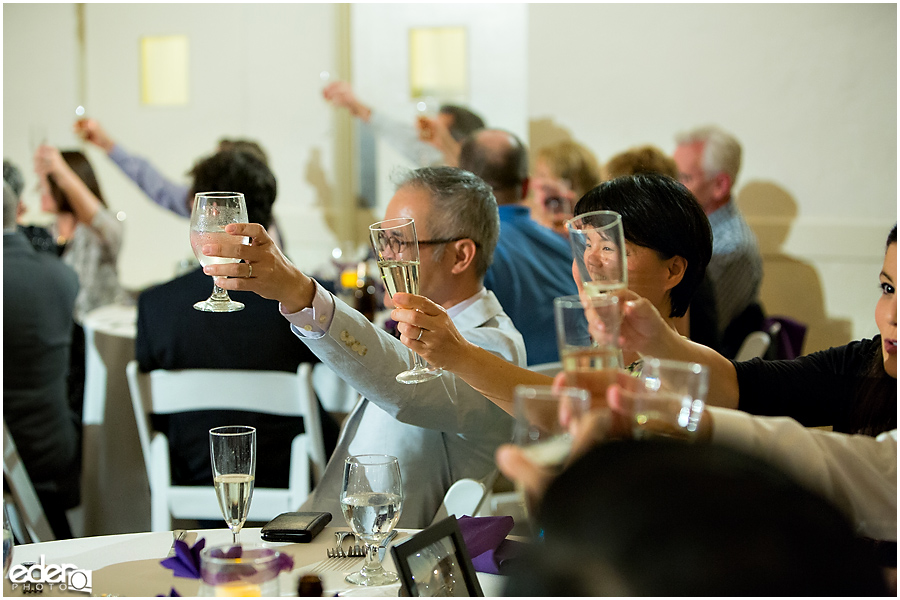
{"left": 566, "top": 210, "right": 627, "bottom": 297}
{"left": 190, "top": 191, "right": 248, "bottom": 312}
{"left": 341, "top": 454, "right": 403, "bottom": 586}
{"left": 369, "top": 217, "right": 442, "bottom": 384}
{"left": 209, "top": 426, "right": 256, "bottom": 545}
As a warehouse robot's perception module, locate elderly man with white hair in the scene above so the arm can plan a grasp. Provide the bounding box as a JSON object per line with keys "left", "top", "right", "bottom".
{"left": 674, "top": 125, "right": 764, "bottom": 342}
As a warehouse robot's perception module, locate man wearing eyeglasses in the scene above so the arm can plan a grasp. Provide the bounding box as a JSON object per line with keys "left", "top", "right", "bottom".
{"left": 204, "top": 166, "right": 525, "bottom": 528}
{"left": 458, "top": 129, "right": 578, "bottom": 365}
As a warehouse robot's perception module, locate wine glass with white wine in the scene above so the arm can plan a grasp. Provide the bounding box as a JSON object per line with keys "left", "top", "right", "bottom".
{"left": 190, "top": 191, "right": 248, "bottom": 312}
{"left": 369, "top": 217, "right": 442, "bottom": 384}
{"left": 209, "top": 426, "right": 256, "bottom": 545}
{"left": 341, "top": 454, "right": 403, "bottom": 586}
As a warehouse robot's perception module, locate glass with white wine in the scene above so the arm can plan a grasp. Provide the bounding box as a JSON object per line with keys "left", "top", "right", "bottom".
{"left": 369, "top": 217, "right": 442, "bottom": 384}
{"left": 209, "top": 426, "right": 256, "bottom": 544}
{"left": 566, "top": 210, "right": 627, "bottom": 297}
{"left": 190, "top": 191, "right": 248, "bottom": 312}
{"left": 341, "top": 454, "right": 403, "bottom": 586}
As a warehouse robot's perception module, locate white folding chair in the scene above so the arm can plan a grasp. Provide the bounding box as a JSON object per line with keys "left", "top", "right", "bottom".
{"left": 734, "top": 331, "right": 772, "bottom": 362}
{"left": 126, "top": 361, "right": 326, "bottom": 532}
{"left": 3, "top": 424, "right": 56, "bottom": 543}
{"left": 431, "top": 478, "right": 487, "bottom": 525}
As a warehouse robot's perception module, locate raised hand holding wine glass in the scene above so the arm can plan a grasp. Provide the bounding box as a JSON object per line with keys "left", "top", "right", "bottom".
{"left": 341, "top": 454, "right": 403, "bottom": 586}
{"left": 209, "top": 426, "right": 256, "bottom": 545}
{"left": 191, "top": 191, "right": 249, "bottom": 312}
{"left": 370, "top": 217, "right": 442, "bottom": 384}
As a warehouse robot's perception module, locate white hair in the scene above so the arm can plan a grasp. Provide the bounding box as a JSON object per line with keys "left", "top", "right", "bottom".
{"left": 675, "top": 125, "right": 742, "bottom": 184}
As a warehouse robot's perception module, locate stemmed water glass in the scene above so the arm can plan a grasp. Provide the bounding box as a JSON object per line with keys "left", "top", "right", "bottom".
{"left": 209, "top": 426, "right": 256, "bottom": 545}
{"left": 3, "top": 502, "right": 13, "bottom": 578}
{"left": 340, "top": 454, "right": 403, "bottom": 586}
{"left": 190, "top": 191, "right": 248, "bottom": 312}
{"left": 566, "top": 210, "right": 627, "bottom": 297}
{"left": 369, "top": 217, "right": 442, "bottom": 384}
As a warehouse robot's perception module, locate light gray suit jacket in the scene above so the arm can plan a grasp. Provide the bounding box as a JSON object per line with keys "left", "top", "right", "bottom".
{"left": 297, "top": 290, "right": 526, "bottom": 527}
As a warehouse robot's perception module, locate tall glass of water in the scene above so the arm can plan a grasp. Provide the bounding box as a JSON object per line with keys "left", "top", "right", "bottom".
{"left": 190, "top": 191, "right": 248, "bottom": 312}
{"left": 369, "top": 217, "right": 442, "bottom": 384}
{"left": 566, "top": 210, "right": 627, "bottom": 297}
{"left": 341, "top": 454, "right": 403, "bottom": 586}
{"left": 209, "top": 426, "right": 256, "bottom": 544}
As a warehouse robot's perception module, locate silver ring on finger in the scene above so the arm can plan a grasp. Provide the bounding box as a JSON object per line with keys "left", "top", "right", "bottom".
{"left": 415, "top": 327, "right": 424, "bottom": 342}
{"left": 247, "top": 263, "right": 253, "bottom": 278}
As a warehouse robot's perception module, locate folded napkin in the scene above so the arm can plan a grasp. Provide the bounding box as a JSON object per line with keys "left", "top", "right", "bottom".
{"left": 160, "top": 538, "right": 206, "bottom": 579}
{"left": 457, "top": 515, "right": 524, "bottom": 575}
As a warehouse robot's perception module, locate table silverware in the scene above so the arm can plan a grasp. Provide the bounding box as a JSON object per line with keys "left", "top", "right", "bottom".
{"left": 167, "top": 529, "right": 187, "bottom": 557}
{"left": 377, "top": 530, "right": 398, "bottom": 563}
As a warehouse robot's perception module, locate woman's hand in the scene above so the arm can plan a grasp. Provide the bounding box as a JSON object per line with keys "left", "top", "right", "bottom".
{"left": 33, "top": 144, "right": 70, "bottom": 180}
{"left": 390, "top": 292, "right": 474, "bottom": 370}
{"left": 200, "top": 222, "right": 315, "bottom": 312}
{"left": 74, "top": 118, "right": 115, "bottom": 153}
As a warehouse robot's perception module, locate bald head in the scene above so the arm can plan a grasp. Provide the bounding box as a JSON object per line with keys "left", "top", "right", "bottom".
{"left": 458, "top": 129, "right": 529, "bottom": 205}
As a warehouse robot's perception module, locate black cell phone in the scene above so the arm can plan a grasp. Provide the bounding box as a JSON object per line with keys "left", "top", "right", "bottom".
{"left": 260, "top": 511, "right": 332, "bottom": 543}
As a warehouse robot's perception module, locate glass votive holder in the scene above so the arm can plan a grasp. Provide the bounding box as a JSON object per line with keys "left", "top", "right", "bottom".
{"left": 199, "top": 545, "right": 283, "bottom": 597}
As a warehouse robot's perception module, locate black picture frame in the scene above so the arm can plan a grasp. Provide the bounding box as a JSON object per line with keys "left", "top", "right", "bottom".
{"left": 390, "top": 516, "right": 484, "bottom": 597}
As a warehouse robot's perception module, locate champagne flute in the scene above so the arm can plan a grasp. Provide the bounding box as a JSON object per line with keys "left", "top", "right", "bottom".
{"left": 341, "top": 454, "right": 403, "bottom": 586}
{"left": 209, "top": 426, "right": 256, "bottom": 545}
{"left": 369, "top": 217, "right": 442, "bottom": 384}
{"left": 566, "top": 210, "right": 627, "bottom": 297}
{"left": 513, "top": 385, "right": 592, "bottom": 472}
{"left": 554, "top": 294, "right": 623, "bottom": 401}
{"left": 190, "top": 191, "right": 248, "bottom": 312}
{"left": 631, "top": 358, "right": 708, "bottom": 441}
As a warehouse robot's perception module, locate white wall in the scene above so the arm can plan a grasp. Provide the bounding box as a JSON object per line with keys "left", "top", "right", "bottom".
{"left": 529, "top": 3, "right": 896, "bottom": 345}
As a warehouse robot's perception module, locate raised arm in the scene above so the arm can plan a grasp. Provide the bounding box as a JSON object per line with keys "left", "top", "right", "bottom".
{"left": 322, "top": 81, "right": 372, "bottom": 122}
{"left": 614, "top": 291, "right": 740, "bottom": 408}
{"left": 34, "top": 144, "right": 101, "bottom": 227}
{"left": 390, "top": 291, "right": 551, "bottom": 414}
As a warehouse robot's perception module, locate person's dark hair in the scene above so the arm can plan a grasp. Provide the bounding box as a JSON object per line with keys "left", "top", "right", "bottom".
{"left": 188, "top": 150, "right": 277, "bottom": 227}
{"left": 3, "top": 159, "right": 24, "bottom": 198}
{"left": 394, "top": 166, "right": 499, "bottom": 278}
{"left": 438, "top": 105, "right": 485, "bottom": 142}
{"left": 216, "top": 138, "right": 269, "bottom": 166}
{"left": 505, "top": 440, "right": 886, "bottom": 596}
{"left": 848, "top": 223, "right": 898, "bottom": 437}
{"left": 457, "top": 130, "right": 528, "bottom": 194}
{"left": 574, "top": 174, "right": 712, "bottom": 318}
{"left": 48, "top": 151, "right": 106, "bottom": 213}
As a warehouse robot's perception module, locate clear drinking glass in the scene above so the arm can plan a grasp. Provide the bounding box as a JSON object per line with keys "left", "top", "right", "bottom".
{"left": 199, "top": 544, "right": 283, "bottom": 597}
{"left": 631, "top": 357, "right": 709, "bottom": 441}
{"left": 190, "top": 191, "right": 248, "bottom": 312}
{"left": 340, "top": 454, "right": 403, "bottom": 586}
{"left": 554, "top": 294, "right": 623, "bottom": 404}
{"left": 513, "top": 385, "right": 592, "bottom": 472}
{"left": 209, "top": 426, "right": 257, "bottom": 544}
{"left": 369, "top": 217, "right": 442, "bottom": 384}
{"left": 566, "top": 210, "right": 628, "bottom": 297}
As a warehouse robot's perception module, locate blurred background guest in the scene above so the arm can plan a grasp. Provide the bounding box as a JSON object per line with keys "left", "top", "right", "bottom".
{"left": 3, "top": 181, "right": 81, "bottom": 539}
{"left": 4, "top": 158, "right": 56, "bottom": 254}
{"left": 34, "top": 144, "right": 128, "bottom": 428}
{"left": 529, "top": 139, "right": 602, "bottom": 236}
{"left": 603, "top": 143, "right": 678, "bottom": 180}
{"left": 673, "top": 125, "right": 764, "bottom": 352}
{"left": 74, "top": 118, "right": 284, "bottom": 249}
{"left": 135, "top": 149, "right": 339, "bottom": 491}
{"left": 322, "top": 80, "right": 485, "bottom": 167}
{"left": 459, "top": 129, "right": 577, "bottom": 365}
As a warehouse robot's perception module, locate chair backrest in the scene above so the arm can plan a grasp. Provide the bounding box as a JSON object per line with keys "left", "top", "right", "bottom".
{"left": 125, "top": 361, "right": 325, "bottom": 531}
{"left": 734, "top": 330, "right": 771, "bottom": 362}
{"left": 528, "top": 361, "right": 562, "bottom": 377}
{"left": 720, "top": 302, "right": 766, "bottom": 359}
{"left": 431, "top": 478, "right": 487, "bottom": 525}
{"left": 2, "top": 424, "right": 55, "bottom": 543}
{"left": 764, "top": 316, "right": 808, "bottom": 360}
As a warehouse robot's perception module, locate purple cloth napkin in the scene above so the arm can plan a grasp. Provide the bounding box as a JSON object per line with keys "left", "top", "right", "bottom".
{"left": 457, "top": 515, "right": 524, "bottom": 575}
{"left": 160, "top": 538, "right": 206, "bottom": 579}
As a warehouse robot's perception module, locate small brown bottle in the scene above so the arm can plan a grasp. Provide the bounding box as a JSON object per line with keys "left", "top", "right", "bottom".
{"left": 297, "top": 573, "right": 324, "bottom": 596}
